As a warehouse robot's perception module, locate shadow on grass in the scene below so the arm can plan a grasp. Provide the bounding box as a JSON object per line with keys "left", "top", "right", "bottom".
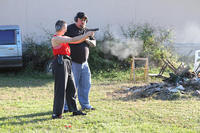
{"left": 0, "top": 111, "right": 52, "bottom": 126}
{"left": 0, "top": 69, "right": 53, "bottom": 88}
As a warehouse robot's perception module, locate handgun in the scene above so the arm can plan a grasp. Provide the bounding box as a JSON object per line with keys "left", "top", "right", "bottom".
{"left": 86, "top": 28, "right": 99, "bottom": 32}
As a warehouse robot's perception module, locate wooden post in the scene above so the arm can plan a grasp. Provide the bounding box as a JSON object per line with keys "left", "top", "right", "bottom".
{"left": 133, "top": 57, "right": 135, "bottom": 81}
{"left": 144, "top": 58, "right": 149, "bottom": 81}
{"left": 130, "top": 57, "right": 133, "bottom": 80}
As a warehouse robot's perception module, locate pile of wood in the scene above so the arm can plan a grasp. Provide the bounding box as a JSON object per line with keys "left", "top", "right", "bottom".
{"left": 127, "top": 59, "right": 200, "bottom": 100}
{"left": 150, "top": 58, "right": 195, "bottom": 84}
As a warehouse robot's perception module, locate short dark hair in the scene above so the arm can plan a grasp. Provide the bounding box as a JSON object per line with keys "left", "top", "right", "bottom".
{"left": 55, "top": 20, "right": 66, "bottom": 32}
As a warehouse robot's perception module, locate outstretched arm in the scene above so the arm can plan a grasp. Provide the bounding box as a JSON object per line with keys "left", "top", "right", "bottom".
{"left": 51, "top": 31, "right": 94, "bottom": 47}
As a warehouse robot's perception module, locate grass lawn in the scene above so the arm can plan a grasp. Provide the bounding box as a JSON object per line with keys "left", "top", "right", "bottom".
{"left": 0, "top": 69, "right": 200, "bottom": 133}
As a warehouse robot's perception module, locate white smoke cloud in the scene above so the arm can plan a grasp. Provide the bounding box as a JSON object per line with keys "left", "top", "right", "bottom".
{"left": 101, "top": 38, "right": 143, "bottom": 60}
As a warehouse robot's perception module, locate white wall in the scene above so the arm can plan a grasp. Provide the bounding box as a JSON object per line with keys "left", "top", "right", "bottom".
{"left": 174, "top": 43, "right": 200, "bottom": 56}
{"left": 0, "top": 0, "right": 200, "bottom": 43}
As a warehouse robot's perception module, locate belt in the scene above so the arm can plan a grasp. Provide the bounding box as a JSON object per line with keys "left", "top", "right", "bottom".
{"left": 55, "top": 55, "right": 71, "bottom": 60}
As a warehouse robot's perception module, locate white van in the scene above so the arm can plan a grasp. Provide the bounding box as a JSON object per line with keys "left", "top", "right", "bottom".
{"left": 0, "top": 25, "right": 23, "bottom": 68}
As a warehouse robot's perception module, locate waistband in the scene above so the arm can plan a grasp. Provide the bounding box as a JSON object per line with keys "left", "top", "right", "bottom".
{"left": 54, "top": 55, "right": 71, "bottom": 60}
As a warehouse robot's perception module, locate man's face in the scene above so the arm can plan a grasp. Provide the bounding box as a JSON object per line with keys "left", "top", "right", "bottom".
{"left": 76, "top": 18, "right": 87, "bottom": 29}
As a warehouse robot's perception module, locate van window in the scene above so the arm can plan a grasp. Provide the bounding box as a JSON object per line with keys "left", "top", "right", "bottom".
{"left": 0, "top": 30, "right": 16, "bottom": 45}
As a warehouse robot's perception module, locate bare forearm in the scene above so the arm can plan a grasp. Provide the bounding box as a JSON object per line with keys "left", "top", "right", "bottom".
{"left": 69, "top": 34, "right": 89, "bottom": 44}
{"left": 86, "top": 39, "right": 96, "bottom": 47}
{"left": 51, "top": 31, "right": 94, "bottom": 47}
{"left": 52, "top": 34, "right": 89, "bottom": 46}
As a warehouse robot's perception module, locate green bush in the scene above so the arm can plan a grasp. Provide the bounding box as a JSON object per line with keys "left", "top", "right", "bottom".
{"left": 121, "top": 23, "right": 177, "bottom": 66}
{"left": 89, "top": 23, "right": 177, "bottom": 73}
{"left": 89, "top": 43, "right": 124, "bottom": 71}
{"left": 89, "top": 26, "right": 130, "bottom": 72}
{"left": 22, "top": 36, "right": 53, "bottom": 72}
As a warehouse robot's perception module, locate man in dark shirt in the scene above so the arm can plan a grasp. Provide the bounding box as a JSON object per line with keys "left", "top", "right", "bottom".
{"left": 64, "top": 12, "right": 96, "bottom": 111}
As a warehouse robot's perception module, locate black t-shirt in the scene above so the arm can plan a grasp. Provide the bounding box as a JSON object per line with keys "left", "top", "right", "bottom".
{"left": 64, "top": 23, "right": 94, "bottom": 64}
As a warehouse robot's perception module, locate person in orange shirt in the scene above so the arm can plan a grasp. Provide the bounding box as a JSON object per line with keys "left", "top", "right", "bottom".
{"left": 51, "top": 20, "right": 94, "bottom": 119}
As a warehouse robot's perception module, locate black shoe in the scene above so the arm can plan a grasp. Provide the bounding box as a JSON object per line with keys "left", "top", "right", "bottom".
{"left": 90, "top": 107, "right": 95, "bottom": 110}
{"left": 64, "top": 110, "right": 69, "bottom": 113}
{"left": 82, "top": 107, "right": 95, "bottom": 111}
{"left": 52, "top": 114, "right": 62, "bottom": 119}
{"left": 72, "top": 111, "right": 86, "bottom": 116}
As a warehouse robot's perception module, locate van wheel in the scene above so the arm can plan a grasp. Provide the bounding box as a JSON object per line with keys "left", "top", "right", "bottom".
{"left": 45, "top": 59, "right": 53, "bottom": 75}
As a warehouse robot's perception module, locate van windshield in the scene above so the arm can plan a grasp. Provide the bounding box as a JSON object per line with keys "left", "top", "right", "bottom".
{"left": 0, "top": 30, "right": 16, "bottom": 45}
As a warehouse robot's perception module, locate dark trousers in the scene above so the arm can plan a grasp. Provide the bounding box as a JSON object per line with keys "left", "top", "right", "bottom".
{"left": 52, "top": 57, "right": 78, "bottom": 115}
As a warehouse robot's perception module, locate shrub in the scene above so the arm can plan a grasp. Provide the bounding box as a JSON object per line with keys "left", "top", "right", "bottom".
{"left": 121, "top": 23, "right": 177, "bottom": 66}
{"left": 89, "top": 23, "right": 177, "bottom": 73}
{"left": 89, "top": 26, "right": 130, "bottom": 72}
{"left": 89, "top": 42, "right": 123, "bottom": 71}
{"left": 22, "top": 36, "right": 53, "bottom": 72}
